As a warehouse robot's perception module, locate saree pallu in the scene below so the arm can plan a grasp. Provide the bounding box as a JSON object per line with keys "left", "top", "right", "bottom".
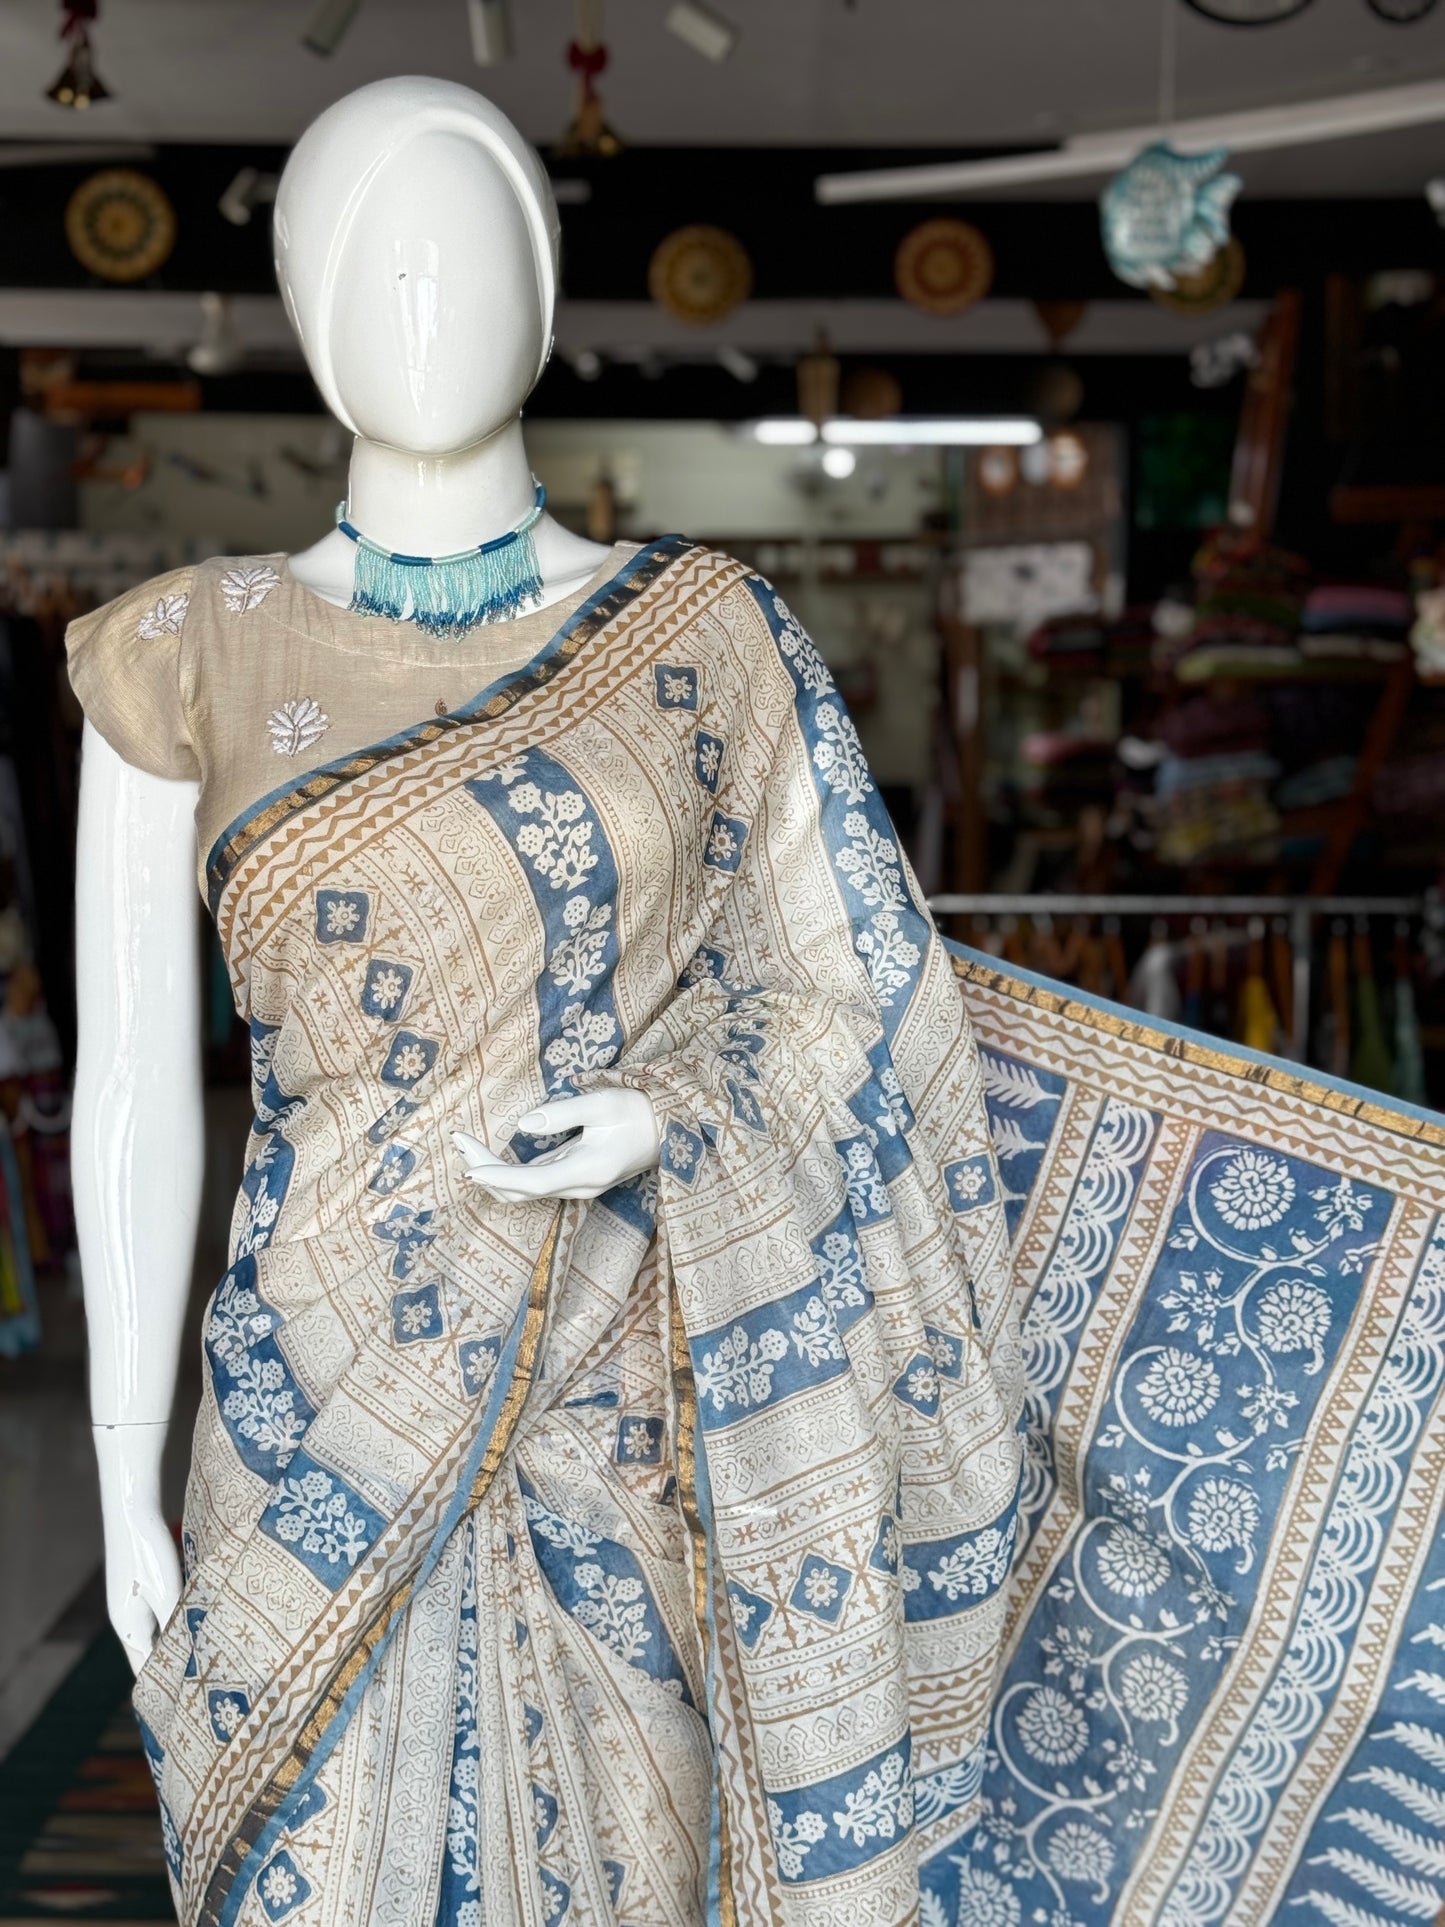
{"left": 130, "top": 539, "right": 1445, "bottom": 1927}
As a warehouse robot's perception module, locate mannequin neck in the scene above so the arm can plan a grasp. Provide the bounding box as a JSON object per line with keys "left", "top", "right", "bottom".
{"left": 344, "top": 418, "right": 536, "bottom": 558}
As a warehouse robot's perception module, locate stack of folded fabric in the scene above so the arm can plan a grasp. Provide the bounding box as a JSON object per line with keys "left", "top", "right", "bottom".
{"left": 1018, "top": 731, "right": 1117, "bottom": 819}
{"left": 1160, "top": 692, "right": 1272, "bottom": 760}
{"left": 1154, "top": 749, "right": 1281, "bottom": 864}
{"left": 1026, "top": 612, "right": 1107, "bottom": 676}
{"left": 1298, "top": 583, "right": 1412, "bottom": 664}
{"left": 1173, "top": 532, "right": 1310, "bottom": 683}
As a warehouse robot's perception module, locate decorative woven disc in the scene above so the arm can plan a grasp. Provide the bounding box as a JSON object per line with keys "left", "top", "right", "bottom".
{"left": 894, "top": 219, "right": 994, "bottom": 316}
{"left": 65, "top": 170, "right": 176, "bottom": 283}
{"left": 1150, "top": 237, "right": 1246, "bottom": 315}
{"left": 648, "top": 226, "right": 753, "bottom": 325}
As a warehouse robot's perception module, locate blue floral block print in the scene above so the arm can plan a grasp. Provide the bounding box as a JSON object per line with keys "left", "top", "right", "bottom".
{"left": 314, "top": 889, "right": 368, "bottom": 944}
{"left": 380, "top": 1030, "right": 438, "bottom": 1089}
{"left": 727, "top": 1580, "right": 774, "bottom": 1651}
{"left": 765, "top": 1738, "right": 912, "bottom": 1885}
{"left": 614, "top": 1414, "right": 664, "bottom": 1464}
{"left": 206, "top": 1687, "right": 250, "bottom": 1742}
{"left": 391, "top": 1281, "right": 443, "bottom": 1345}
{"left": 258, "top": 1451, "right": 388, "bottom": 1591}
{"left": 653, "top": 663, "right": 698, "bottom": 709}
{"left": 943, "top": 1154, "right": 996, "bottom": 1214}
{"left": 457, "top": 1335, "right": 500, "bottom": 1398}
{"left": 892, "top": 1352, "right": 941, "bottom": 1417}
{"left": 360, "top": 958, "right": 413, "bottom": 1022}
{"left": 789, "top": 1557, "right": 852, "bottom": 1624}
{"left": 691, "top": 1279, "right": 853, "bottom": 1431}
{"left": 660, "top": 1119, "right": 705, "bottom": 1185}
{"left": 256, "top": 1849, "right": 312, "bottom": 1922}
{"left": 370, "top": 1203, "right": 436, "bottom": 1279}
{"left": 703, "top": 811, "right": 748, "bottom": 873}
{"left": 367, "top": 1143, "right": 415, "bottom": 1194}
{"left": 694, "top": 729, "right": 724, "bottom": 792}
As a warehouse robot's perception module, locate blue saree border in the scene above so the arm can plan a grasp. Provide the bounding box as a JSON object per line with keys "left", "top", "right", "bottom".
{"left": 204, "top": 535, "right": 697, "bottom": 917}
{"left": 198, "top": 1206, "right": 567, "bottom": 1927}
{"left": 945, "top": 939, "right": 1445, "bottom": 1143}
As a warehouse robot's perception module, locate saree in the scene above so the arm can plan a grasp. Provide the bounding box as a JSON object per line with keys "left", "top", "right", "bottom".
{"left": 113, "top": 538, "right": 1445, "bottom": 1927}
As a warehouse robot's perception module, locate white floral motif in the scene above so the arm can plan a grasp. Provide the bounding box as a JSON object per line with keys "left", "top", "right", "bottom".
{"left": 619, "top": 1420, "right": 654, "bottom": 1459}
{"left": 1209, "top": 1148, "right": 1295, "bottom": 1231}
{"left": 1016, "top": 1686, "right": 1090, "bottom": 1766}
{"left": 1047, "top": 1821, "right": 1116, "bottom": 1885}
{"left": 855, "top": 910, "right": 920, "bottom": 1008}
{"left": 772, "top": 595, "right": 832, "bottom": 695}
{"left": 835, "top": 811, "right": 907, "bottom": 911}
{"left": 522, "top": 1497, "right": 600, "bottom": 1557}
{"left": 696, "top": 735, "right": 722, "bottom": 783}
{"left": 662, "top": 671, "right": 693, "bottom": 703}
{"left": 1254, "top": 1279, "right": 1331, "bottom": 1366}
{"left": 369, "top": 967, "right": 406, "bottom": 1009}
{"left": 571, "top": 1562, "right": 651, "bottom": 1665}
{"left": 695, "top": 1323, "right": 788, "bottom": 1412}
{"left": 664, "top": 1126, "right": 698, "bottom": 1172}
{"left": 1118, "top": 1652, "right": 1189, "bottom": 1724}
{"left": 832, "top": 1752, "right": 913, "bottom": 1846}
{"left": 211, "top": 1694, "right": 246, "bottom": 1739}
{"left": 768, "top": 1800, "right": 828, "bottom": 1879}
{"left": 1095, "top": 1523, "right": 1171, "bottom": 1599}
{"left": 1137, "top": 1347, "right": 1221, "bottom": 1426}
{"left": 812, "top": 701, "right": 873, "bottom": 804}
{"left": 816, "top": 1230, "right": 867, "bottom": 1312}
{"left": 706, "top": 819, "right": 740, "bottom": 867}
{"left": 207, "top": 1271, "right": 305, "bottom": 1464}
{"left": 267, "top": 697, "right": 329, "bottom": 757}
{"left": 951, "top": 1865, "right": 1021, "bottom": 1927}
{"left": 547, "top": 897, "right": 612, "bottom": 995}
{"left": 221, "top": 563, "right": 280, "bottom": 614}
{"left": 260, "top": 1862, "right": 298, "bottom": 1910}
{"left": 323, "top": 898, "right": 360, "bottom": 937}
{"left": 1186, "top": 1477, "right": 1260, "bottom": 1562}
{"left": 508, "top": 782, "right": 597, "bottom": 891}
{"left": 136, "top": 592, "right": 188, "bottom": 640}
{"left": 952, "top": 1162, "right": 989, "bottom": 1202}
{"left": 399, "top": 1299, "right": 435, "bottom": 1336}
{"left": 803, "top": 1566, "right": 841, "bottom": 1609}
{"left": 271, "top": 1468, "right": 370, "bottom": 1567}
{"left": 928, "top": 1524, "right": 1015, "bottom": 1600}
{"left": 543, "top": 1003, "right": 618, "bottom": 1086}
{"left": 389, "top": 1042, "right": 430, "bottom": 1083}
{"left": 234, "top": 1176, "right": 281, "bottom": 1260}
{"left": 841, "top": 1136, "right": 891, "bottom": 1221}
{"left": 791, "top": 1295, "right": 845, "bottom": 1366}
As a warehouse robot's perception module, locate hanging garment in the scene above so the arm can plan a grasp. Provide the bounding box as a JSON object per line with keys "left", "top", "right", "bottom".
{"left": 1393, "top": 928, "right": 1428, "bottom": 1108}
{"left": 66, "top": 542, "right": 1445, "bottom": 1927}
{"left": 1350, "top": 926, "right": 1395, "bottom": 1096}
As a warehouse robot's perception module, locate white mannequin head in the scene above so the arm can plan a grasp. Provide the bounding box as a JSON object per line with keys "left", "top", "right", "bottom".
{"left": 273, "top": 76, "right": 559, "bottom": 456}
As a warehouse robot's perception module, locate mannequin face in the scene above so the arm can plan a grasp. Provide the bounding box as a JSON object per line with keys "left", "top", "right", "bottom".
{"left": 274, "top": 78, "right": 558, "bottom": 458}
{"left": 325, "top": 132, "right": 543, "bottom": 454}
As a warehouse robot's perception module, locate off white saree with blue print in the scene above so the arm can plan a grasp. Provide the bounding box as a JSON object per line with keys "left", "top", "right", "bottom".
{"left": 130, "top": 539, "right": 1445, "bottom": 1927}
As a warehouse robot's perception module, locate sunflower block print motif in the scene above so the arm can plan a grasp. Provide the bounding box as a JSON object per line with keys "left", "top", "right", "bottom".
{"left": 60, "top": 537, "right": 1445, "bottom": 1927}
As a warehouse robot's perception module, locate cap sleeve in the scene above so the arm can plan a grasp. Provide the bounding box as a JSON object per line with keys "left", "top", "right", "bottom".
{"left": 65, "top": 565, "right": 200, "bottom": 782}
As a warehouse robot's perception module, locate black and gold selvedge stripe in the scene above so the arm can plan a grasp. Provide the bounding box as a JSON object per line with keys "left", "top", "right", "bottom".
{"left": 204, "top": 537, "right": 700, "bottom": 917}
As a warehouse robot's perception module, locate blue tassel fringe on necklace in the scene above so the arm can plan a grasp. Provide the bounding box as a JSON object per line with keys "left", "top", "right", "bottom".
{"left": 336, "top": 481, "right": 546, "bottom": 637}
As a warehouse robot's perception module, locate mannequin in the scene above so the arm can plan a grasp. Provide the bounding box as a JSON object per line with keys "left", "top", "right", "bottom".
{"left": 73, "top": 74, "right": 659, "bottom": 1678}
{"left": 66, "top": 75, "right": 1023, "bottom": 1927}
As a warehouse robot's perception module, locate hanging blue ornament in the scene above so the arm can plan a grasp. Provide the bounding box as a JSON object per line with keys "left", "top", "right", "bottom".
{"left": 1099, "top": 142, "right": 1241, "bottom": 291}
{"left": 335, "top": 482, "right": 547, "bottom": 637}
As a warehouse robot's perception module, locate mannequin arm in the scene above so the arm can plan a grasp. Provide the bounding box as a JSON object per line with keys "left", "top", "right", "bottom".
{"left": 452, "top": 1090, "right": 659, "bottom": 1201}
{"left": 73, "top": 722, "right": 204, "bottom": 1671}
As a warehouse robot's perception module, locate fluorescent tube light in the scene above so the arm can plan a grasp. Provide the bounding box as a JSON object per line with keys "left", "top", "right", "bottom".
{"left": 666, "top": 0, "right": 738, "bottom": 62}
{"left": 750, "top": 418, "right": 821, "bottom": 445}
{"left": 824, "top": 417, "right": 1042, "bottom": 446}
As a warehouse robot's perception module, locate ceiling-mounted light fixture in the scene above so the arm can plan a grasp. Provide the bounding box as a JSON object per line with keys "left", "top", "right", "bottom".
{"left": 466, "top": 0, "right": 512, "bottom": 64}
{"left": 218, "top": 166, "right": 279, "bottom": 228}
{"left": 302, "top": 0, "right": 362, "bottom": 56}
{"left": 47, "top": 1, "right": 110, "bottom": 110}
{"left": 748, "top": 417, "right": 1043, "bottom": 447}
{"left": 716, "top": 346, "right": 759, "bottom": 383}
{"left": 666, "top": 0, "right": 738, "bottom": 61}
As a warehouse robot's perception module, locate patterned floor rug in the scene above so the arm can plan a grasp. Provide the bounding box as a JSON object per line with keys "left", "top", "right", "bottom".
{"left": 0, "top": 1630, "right": 171, "bottom": 1923}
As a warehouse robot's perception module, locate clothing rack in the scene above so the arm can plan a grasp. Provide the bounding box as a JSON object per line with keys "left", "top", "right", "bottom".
{"left": 927, "top": 892, "right": 1426, "bottom": 1062}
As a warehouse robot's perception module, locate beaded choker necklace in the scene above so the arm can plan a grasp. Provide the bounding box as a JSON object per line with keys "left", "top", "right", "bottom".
{"left": 335, "top": 481, "right": 546, "bottom": 637}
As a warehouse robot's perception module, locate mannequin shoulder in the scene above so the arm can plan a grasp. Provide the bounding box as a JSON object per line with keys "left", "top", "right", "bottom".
{"left": 65, "top": 561, "right": 197, "bottom": 657}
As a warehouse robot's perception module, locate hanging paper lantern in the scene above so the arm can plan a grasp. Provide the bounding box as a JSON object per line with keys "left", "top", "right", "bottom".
{"left": 648, "top": 225, "right": 753, "bottom": 325}
{"left": 1099, "top": 142, "right": 1241, "bottom": 291}
{"left": 894, "top": 219, "right": 994, "bottom": 316}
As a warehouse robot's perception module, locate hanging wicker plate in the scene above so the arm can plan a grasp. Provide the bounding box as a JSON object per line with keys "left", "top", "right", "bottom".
{"left": 65, "top": 169, "right": 176, "bottom": 283}
{"left": 1149, "top": 236, "right": 1246, "bottom": 314}
{"left": 1364, "top": 0, "right": 1437, "bottom": 20}
{"left": 648, "top": 225, "right": 753, "bottom": 325}
{"left": 1182, "top": 0, "right": 1314, "bottom": 21}
{"left": 894, "top": 218, "right": 994, "bottom": 316}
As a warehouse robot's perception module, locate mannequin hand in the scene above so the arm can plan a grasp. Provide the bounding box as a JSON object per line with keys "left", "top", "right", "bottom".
{"left": 93, "top": 1423, "right": 182, "bottom": 1677}
{"left": 453, "top": 1090, "right": 660, "bottom": 1202}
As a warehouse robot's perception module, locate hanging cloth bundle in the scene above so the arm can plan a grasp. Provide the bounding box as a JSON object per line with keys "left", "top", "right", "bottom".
{"left": 336, "top": 482, "right": 547, "bottom": 638}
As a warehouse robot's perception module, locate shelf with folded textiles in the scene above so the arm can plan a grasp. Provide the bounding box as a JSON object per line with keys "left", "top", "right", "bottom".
{"left": 1173, "top": 659, "right": 1403, "bottom": 687}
